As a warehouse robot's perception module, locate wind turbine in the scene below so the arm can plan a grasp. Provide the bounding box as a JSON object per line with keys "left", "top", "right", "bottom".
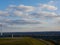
{"left": 0, "top": 23, "right": 3, "bottom": 36}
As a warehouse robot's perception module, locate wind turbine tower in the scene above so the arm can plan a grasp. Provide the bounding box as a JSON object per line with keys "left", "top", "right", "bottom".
{"left": 0, "top": 24, "right": 3, "bottom": 36}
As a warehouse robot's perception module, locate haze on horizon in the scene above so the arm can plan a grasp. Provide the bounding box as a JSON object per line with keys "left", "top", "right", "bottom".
{"left": 0, "top": 0, "right": 60, "bottom": 32}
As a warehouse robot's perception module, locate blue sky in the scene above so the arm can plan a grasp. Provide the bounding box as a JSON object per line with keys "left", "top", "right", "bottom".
{"left": 0, "top": 0, "right": 60, "bottom": 32}
{"left": 0, "top": 0, "right": 52, "bottom": 10}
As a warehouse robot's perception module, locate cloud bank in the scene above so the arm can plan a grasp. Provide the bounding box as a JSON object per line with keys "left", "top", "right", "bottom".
{"left": 0, "top": 0, "right": 60, "bottom": 32}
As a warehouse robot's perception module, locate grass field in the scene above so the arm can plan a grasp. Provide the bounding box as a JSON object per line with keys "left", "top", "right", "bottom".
{"left": 0, "top": 37, "right": 54, "bottom": 45}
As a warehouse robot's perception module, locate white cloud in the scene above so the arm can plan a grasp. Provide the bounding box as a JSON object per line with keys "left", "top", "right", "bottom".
{"left": 0, "top": 11, "right": 9, "bottom": 16}
{"left": 52, "top": 17, "right": 60, "bottom": 25}
{"left": 13, "top": 10, "right": 23, "bottom": 16}
{"left": 18, "top": 4, "right": 35, "bottom": 12}
{"left": 1, "top": 0, "right": 60, "bottom": 32}
{"left": 40, "top": 4, "right": 57, "bottom": 10}
{"left": 40, "top": 11, "right": 57, "bottom": 16}
{"left": 0, "top": 0, "right": 59, "bottom": 32}
{"left": 0, "top": 3, "right": 59, "bottom": 32}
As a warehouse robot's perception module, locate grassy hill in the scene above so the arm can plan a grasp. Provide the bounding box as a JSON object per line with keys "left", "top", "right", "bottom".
{"left": 0, "top": 37, "right": 54, "bottom": 45}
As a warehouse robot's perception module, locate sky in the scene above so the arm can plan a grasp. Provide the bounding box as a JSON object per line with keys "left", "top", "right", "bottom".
{"left": 0, "top": 0, "right": 60, "bottom": 32}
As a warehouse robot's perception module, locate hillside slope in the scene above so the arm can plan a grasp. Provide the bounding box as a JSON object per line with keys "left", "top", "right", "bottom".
{"left": 0, "top": 37, "right": 54, "bottom": 45}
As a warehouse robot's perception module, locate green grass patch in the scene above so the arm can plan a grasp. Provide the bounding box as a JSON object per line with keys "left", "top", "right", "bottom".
{"left": 0, "top": 37, "right": 54, "bottom": 45}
